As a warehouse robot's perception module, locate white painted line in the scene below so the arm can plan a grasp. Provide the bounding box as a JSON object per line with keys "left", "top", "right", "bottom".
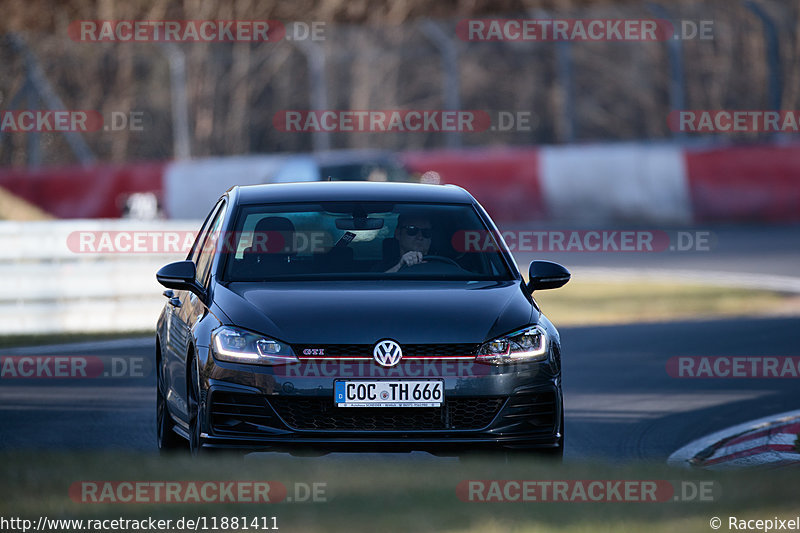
{"left": 2, "top": 336, "right": 153, "bottom": 355}
{"left": 667, "top": 409, "right": 800, "bottom": 468}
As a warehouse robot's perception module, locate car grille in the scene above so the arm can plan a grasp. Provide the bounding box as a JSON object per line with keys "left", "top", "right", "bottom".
{"left": 209, "top": 391, "right": 280, "bottom": 435}
{"left": 268, "top": 396, "right": 505, "bottom": 431}
{"left": 293, "top": 343, "right": 479, "bottom": 359}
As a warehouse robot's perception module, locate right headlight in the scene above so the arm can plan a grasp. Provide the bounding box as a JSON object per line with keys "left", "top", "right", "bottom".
{"left": 212, "top": 326, "right": 299, "bottom": 365}
{"left": 474, "top": 325, "right": 547, "bottom": 365}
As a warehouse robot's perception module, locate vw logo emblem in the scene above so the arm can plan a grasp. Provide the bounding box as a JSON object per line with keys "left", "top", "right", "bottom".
{"left": 373, "top": 339, "right": 402, "bottom": 367}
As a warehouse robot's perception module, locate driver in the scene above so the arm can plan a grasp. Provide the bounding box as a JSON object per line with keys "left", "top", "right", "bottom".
{"left": 385, "top": 214, "right": 433, "bottom": 273}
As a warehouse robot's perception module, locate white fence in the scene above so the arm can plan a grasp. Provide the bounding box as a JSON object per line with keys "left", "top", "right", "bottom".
{"left": 4, "top": 220, "right": 798, "bottom": 336}
{"left": 0, "top": 220, "right": 197, "bottom": 335}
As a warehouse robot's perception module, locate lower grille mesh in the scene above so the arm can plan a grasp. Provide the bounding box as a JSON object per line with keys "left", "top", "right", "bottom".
{"left": 268, "top": 397, "right": 504, "bottom": 431}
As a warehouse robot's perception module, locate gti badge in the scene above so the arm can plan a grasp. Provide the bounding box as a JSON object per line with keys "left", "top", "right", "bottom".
{"left": 373, "top": 339, "right": 402, "bottom": 367}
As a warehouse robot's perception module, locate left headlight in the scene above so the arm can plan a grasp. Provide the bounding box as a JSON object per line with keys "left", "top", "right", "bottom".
{"left": 474, "top": 325, "right": 547, "bottom": 365}
{"left": 212, "top": 326, "right": 299, "bottom": 365}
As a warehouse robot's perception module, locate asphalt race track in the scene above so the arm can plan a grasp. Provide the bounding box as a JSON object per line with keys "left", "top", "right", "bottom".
{"left": 564, "top": 316, "right": 800, "bottom": 461}
{"left": 1, "top": 316, "right": 798, "bottom": 462}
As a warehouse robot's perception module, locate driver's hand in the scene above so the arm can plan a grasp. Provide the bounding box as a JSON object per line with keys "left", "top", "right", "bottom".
{"left": 387, "top": 251, "right": 425, "bottom": 272}
{"left": 400, "top": 251, "right": 424, "bottom": 267}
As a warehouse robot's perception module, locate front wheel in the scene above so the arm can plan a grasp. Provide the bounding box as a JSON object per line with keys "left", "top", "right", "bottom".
{"left": 187, "top": 360, "right": 205, "bottom": 456}
{"left": 536, "top": 442, "right": 564, "bottom": 461}
{"left": 506, "top": 408, "right": 564, "bottom": 462}
{"left": 156, "top": 350, "right": 185, "bottom": 452}
{"left": 536, "top": 409, "right": 565, "bottom": 462}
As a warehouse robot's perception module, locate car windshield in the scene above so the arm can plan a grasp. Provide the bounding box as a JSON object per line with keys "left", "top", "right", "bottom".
{"left": 220, "top": 201, "right": 514, "bottom": 281}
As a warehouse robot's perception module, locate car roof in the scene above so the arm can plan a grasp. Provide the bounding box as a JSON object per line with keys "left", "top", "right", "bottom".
{"left": 310, "top": 149, "right": 401, "bottom": 165}
{"left": 230, "top": 181, "right": 474, "bottom": 205}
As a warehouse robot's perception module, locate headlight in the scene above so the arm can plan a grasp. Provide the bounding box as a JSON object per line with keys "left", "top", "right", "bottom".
{"left": 212, "top": 326, "right": 299, "bottom": 365}
{"left": 474, "top": 326, "right": 547, "bottom": 365}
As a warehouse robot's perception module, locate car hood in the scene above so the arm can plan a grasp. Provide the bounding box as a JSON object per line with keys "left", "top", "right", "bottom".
{"left": 214, "top": 280, "right": 536, "bottom": 344}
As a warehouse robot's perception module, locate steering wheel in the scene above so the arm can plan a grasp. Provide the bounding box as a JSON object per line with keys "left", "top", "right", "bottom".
{"left": 421, "top": 255, "right": 460, "bottom": 267}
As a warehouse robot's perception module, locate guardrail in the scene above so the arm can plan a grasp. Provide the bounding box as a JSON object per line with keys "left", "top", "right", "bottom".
{"left": 0, "top": 220, "right": 196, "bottom": 335}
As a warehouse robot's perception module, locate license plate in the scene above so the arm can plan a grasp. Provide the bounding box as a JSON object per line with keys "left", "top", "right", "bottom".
{"left": 334, "top": 380, "right": 444, "bottom": 407}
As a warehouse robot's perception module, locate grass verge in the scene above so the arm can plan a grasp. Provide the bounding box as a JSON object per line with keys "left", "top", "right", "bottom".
{"left": 0, "top": 451, "right": 797, "bottom": 533}
{"left": 534, "top": 280, "right": 799, "bottom": 327}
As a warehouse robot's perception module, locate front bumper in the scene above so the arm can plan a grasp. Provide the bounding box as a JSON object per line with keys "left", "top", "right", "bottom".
{"left": 197, "top": 357, "right": 562, "bottom": 453}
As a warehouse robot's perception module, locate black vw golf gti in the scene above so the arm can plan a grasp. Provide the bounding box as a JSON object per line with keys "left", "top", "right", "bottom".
{"left": 156, "top": 181, "right": 570, "bottom": 457}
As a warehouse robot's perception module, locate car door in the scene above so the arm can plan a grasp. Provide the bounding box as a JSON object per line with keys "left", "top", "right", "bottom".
{"left": 164, "top": 200, "right": 225, "bottom": 421}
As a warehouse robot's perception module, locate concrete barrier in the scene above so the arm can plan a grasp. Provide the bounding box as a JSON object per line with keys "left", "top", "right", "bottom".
{"left": 685, "top": 144, "right": 800, "bottom": 222}
{"left": 402, "top": 142, "right": 800, "bottom": 225}
{"left": 2, "top": 143, "right": 799, "bottom": 225}
{"left": 0, "top": 162, "right": 165, "bottom": 218}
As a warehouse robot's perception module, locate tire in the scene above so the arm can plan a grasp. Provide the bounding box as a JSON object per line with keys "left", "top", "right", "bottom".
{"left": 187, "top": 358, "right": 205, "bottom": 456}
{"left": 508, "top": 406, "right": 564, "bottom": 462}
{"left": 537, "top": 408, "right": 565, "bottom": 462}
{"left": 156, "top": 347, "right": 186, "bottom": 452}
{"left": 536, "top": 442, "right": 564, "bottom": 461}
{"left": 458, "top": 405, "right": 565, "bottom": 463}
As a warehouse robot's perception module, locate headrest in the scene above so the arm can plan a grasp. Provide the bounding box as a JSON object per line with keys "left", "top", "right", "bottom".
{"left": 254, "top": 216, "right": 295, "bottom": 234}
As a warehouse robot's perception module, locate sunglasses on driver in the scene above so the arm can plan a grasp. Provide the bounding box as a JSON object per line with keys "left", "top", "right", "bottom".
{"left": 401, "top": 225, "right": 432, "bottom": 239}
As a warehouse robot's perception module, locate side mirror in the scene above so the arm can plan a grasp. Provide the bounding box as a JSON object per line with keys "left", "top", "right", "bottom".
{"left": 527, "top": 261, "right": 571, "bottom": 292}
{"left": 156, "top": 260, "right": 203, "bottom": 295}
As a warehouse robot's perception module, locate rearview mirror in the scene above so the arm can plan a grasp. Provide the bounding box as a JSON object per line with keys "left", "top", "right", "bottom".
{"left": 156, "top": 260, "right": 203, "bottom": 295}
{"left": 335, "top": 217, "right": 384, "bottom": 230}
{"left": 527, "top": 261, "right": 571, "bottom": 292}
